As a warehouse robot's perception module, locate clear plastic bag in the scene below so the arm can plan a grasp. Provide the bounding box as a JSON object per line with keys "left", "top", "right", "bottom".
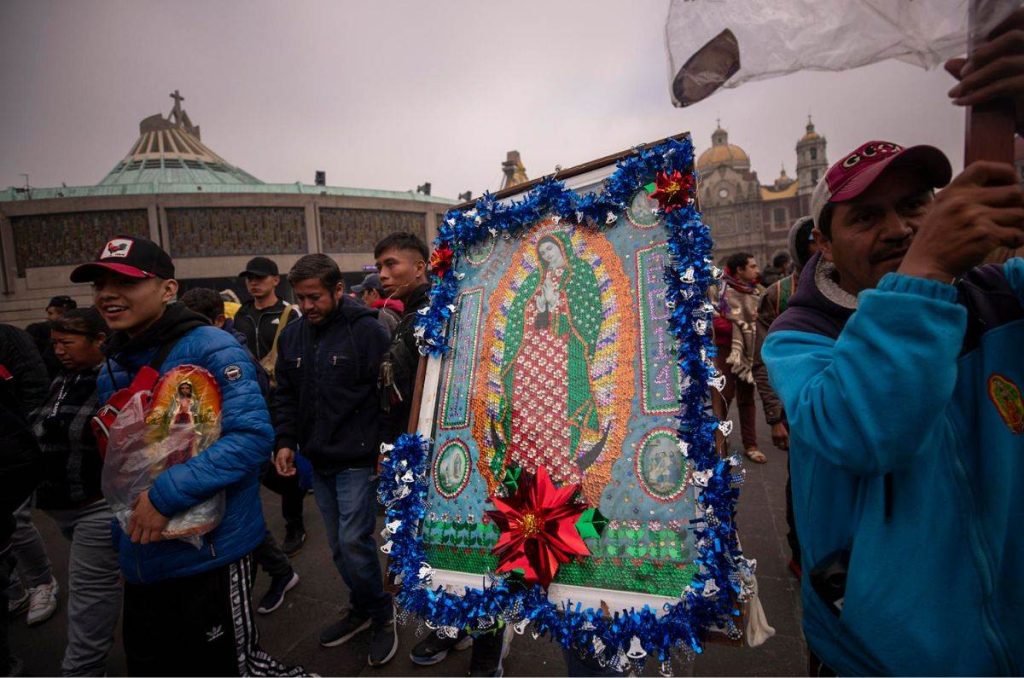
{"left": 100, "top": 365, "right": 224, "bottom": 549}
{"left": 666, "top": 0, "right": 1020, "bottom": 106}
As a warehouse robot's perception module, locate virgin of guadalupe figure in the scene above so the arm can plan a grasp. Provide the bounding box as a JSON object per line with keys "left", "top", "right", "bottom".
{"left": 164, "top": 380, "right": 202, "bottom": 468}
{"left": 491, "top": 232, "right": 606, "bottom": 487}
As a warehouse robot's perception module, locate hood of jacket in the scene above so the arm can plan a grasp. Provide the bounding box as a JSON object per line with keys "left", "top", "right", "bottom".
{"left": 768, "top": 251, "right": 857, "bottom": 341}
{"left": 104, "top": 302, "right": 209, "bottom": 362}
{"left": 787, "top": 216, "right": 816, "bottom": 270}
{"left": 314, "top": 295, "right": 379, "bottom": 332}
{"left": 372, "top": 297, "right": 405, "bottom": 314}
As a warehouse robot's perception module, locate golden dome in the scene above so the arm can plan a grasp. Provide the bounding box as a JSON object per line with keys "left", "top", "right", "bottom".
{"left": 799, "top": 115, "right": 822, "bottom": 143}
{"left": 696, "top": 125, "right": 750, "bottom": 171}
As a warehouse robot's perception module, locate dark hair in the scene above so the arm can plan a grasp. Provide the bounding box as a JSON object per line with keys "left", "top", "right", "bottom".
{"left": 373, "top": 232, "right": 430, "bottom": 263}
{"left": 46, "top": 295, "right": 77, "bottom": 311}
{"left": 725, "top": 252, "right": 755, "bottom": 275}
{"left": 794, "top": 217, "right": 817, "bottom": 265}
{"left": 817, "top": 204, "right": 834, "bottom": 239}
{"left": 50, "top": 307, "right": 108, "bottom": 338}
{"left": 179, "top": 288, "right": 225, "bottom": 323}
{"left": 771, "top": 252, "right": 791, "bottom": 269}
{"left": 287, "top": 254, "right": 343, "bottom": 290}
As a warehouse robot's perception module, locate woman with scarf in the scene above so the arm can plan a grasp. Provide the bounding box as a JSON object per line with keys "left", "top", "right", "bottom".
{"left": 712, "top": 252, "right": 765, "bottom": 462}
{"left": 31, "top": 307, "right": 122, "bottom": 676}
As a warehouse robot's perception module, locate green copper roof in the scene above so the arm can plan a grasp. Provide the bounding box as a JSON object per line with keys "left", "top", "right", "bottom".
{"left": 97, "top": 92, "right": 263, "bottom": 187}
{"left": 1, "top": 91, "right": 454, "bottom": 206}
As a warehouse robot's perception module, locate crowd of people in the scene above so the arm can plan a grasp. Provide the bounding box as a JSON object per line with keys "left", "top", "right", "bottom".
{"left": 2, "top": 10, "right": 1024, "bottom": 678}
{"left": 0, "top": 230, "right": 516, "bottom": 677}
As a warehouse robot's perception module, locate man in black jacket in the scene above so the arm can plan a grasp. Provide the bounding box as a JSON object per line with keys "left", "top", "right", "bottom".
{"left": 233, "top": 256, "right": 307, "bottom": 555}
{"left": 271, "top": 254, "right": 396, "bottom": 666}
{"left": 375, "top": 233, "right": 512, "bottom": 676}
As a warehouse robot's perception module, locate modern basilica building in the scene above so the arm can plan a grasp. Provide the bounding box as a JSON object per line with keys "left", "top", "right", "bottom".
{"left": 0, "top": 92, "right": 454, "bottom": 326}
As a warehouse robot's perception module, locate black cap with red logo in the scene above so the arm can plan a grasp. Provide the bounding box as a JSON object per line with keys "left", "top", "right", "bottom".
{"left": 70, "top": 236, "right": 175, "bottom": 283}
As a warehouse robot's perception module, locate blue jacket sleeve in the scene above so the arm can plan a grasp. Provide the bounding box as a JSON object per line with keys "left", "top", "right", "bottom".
{"left": 1005, "top": 256, "right": 1024, "bottom": 302}
{"left": 148, "top": 328, "right": 272, "bottom": 516}
{"left": 762, "top": 273, "right": 967, "bottom": 476}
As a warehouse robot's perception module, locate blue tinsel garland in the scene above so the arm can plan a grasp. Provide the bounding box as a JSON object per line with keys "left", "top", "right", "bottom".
{"left": 378, "top": 137, "right": 749, "bottom": 671}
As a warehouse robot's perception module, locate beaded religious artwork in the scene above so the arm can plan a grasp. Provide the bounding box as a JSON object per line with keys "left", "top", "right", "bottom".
{"left": 378, "top": 136, "right": 750, "bottom": 671}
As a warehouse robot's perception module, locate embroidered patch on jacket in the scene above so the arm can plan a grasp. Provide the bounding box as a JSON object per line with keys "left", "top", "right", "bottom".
{"left": 988, "top": 373, "right": 1024, "bottom": 434}
{"left": 223, "top": 365, "right": 243, "bottom": 382}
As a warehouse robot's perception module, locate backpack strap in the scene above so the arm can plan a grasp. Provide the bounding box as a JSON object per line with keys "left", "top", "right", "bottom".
{"left": 268, "top": 304, "right": 293, "bottom": 356}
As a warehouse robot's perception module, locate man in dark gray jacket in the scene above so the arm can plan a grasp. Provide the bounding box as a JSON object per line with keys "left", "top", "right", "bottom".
{"left": 272, "top": 254, "right": 396, "bottom": 667}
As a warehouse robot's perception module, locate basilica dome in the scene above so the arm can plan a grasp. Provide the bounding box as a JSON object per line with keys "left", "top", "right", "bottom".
{"left": 696, "top": 125, "right": 750, "bottom": 172}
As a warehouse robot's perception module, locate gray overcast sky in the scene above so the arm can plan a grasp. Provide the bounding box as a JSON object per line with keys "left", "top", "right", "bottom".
{"left": 0, "top": 0, "right": 967, "bottom": 199}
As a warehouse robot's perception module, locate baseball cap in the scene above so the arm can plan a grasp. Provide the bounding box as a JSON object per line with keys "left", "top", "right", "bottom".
{"left": 352, "top": 273, "right": 383, "bottom": 294}
{"left": 811, "top": 141, "right": 952, "bottom": 231}
{"left": 238, "top": 256, "right": 279, "bottom": 278}
{"left": 70, "top": 236, "right": 175, "bottom": 283}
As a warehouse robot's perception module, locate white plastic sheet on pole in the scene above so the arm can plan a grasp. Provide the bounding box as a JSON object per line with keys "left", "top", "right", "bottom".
{"left": 666, "top": 0, "right": 1020, "bottom": 107}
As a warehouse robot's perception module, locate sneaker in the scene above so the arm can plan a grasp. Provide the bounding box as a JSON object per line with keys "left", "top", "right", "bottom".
{"left": 257, "top": 570, "right": 299, "bottom": 614}
{"left": 409, "top": 628, "right": 473, "bottom": 666}
{"left": 319, "top": 609, "right": 371, "bottom": 647}
{"left": 7, "top": 588, "right": 29, "bottom": 617}
{"left": 367, "top": 618, "right": 398, "bottom": 667}
{"left": 282, "top": 526, "right": 306, "bottom": 556}
{"left": 26, "top": 576, "right": 59, "bottom": 626}
{"left": 469, "top": 624, "right": 512, "bottom": 677}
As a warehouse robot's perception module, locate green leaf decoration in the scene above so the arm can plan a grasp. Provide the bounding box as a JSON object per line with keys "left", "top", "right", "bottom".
{"left": 644, "top": 181, "right": 657, "bottom": 195}
{"left": 500, "top": 466, "right": 522, "bottom": 495}
{"left": 575, "top": 507, "right": 609, "bottom": 540}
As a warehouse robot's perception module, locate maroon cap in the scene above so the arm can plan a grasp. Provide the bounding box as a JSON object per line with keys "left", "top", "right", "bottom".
{"left": 70, "top": 236, "right": 175, "bottom": 283}
{"left": 811, "top": 141, "right": 952, "bottom": 230}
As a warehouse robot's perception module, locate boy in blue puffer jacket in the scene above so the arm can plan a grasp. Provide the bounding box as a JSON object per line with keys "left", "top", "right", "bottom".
{"left": 71, "top": 236, "right": 302, "bottom": 677}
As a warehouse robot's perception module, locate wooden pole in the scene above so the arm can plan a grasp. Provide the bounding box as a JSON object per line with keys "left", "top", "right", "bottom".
{"left": 406, "top": 354, "right": 428, "bottom": 435}
{"left": 966, "top": 0, "right": 1019, "bottom": 262}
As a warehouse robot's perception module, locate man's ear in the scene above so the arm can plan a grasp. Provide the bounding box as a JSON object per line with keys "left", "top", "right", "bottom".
{"left": 812, "top": 228, "right": 833, "bottom": 263}
{"left": 334, "top": 281, "right": 345, "bottom": 300}
{"left": 162, "top": 279, "right": 180, "bottom": 304}
{"left": 214, "top": 314, "right": 226, "bottom": 329}
{"left": 415, "top": 258, "right": 427, "bottom": 279}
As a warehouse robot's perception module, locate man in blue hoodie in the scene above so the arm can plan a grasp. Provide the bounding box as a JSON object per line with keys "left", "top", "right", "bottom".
{"left": 271, "top": 254, "right": 397, "bottom": 667}
{"left": 72, "top": 236, "right": 301, "bottom": 677}
{"left": 763, "top": 149, "right": 1024, "bottom": 678}
{"left": 763, "top": 16, "right": 1024, "bottom": 674}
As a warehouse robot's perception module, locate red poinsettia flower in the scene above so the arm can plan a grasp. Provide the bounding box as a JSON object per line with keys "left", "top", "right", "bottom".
{"left": 485, "top": 466, "right": 590, "bottom": 588}
{"left": 649, "top": 169, "right": 694, "bottom": 213}
{"left": 430, "top": 244, "right": 455, "bottom": 279}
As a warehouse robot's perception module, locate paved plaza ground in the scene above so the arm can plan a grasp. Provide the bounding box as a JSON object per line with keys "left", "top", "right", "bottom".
{"left": 10, "top": 403, "right": 806, "bottom": 676}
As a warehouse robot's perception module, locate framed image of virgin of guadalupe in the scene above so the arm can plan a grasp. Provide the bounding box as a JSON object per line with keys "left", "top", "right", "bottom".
{"left": 378, "top": 134, "right": 751, "bottom": 670}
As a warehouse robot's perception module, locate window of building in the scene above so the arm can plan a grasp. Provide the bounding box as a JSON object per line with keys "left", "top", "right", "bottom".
{"left": 810, "top": 147, "right": 818, "bottom": 160}
{"left": 811, "top": 169, "right": 819, "bottom": 183}
{"left": 773, "top": 207, "right": 787, "bottom": 225}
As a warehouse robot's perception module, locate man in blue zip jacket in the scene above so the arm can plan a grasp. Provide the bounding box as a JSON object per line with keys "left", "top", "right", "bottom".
{"left": 764, "top": 16, "right": 1024, "bottom": 675}
{"left": 271, "top": 254, "right": 397, "bottom": 667}
{"left": 71, "top": 236, "right": 301, "bottom": 677}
